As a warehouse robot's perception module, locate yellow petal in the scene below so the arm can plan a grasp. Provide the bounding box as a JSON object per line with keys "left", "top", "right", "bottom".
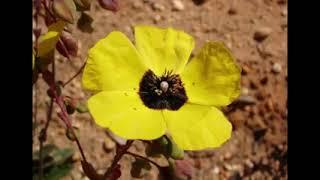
{"left": 82, "top": 31, "right": 149, "bottom": 92}
{"left": 163, "top": 104, "right": 232, "bottom": 150}
{"left": 87, "top": 91, "right": 166, "bottom": 140}
{"left": 134, "top": 25, "right": 195, "bottom": 76}
{"left": 37, "top": 20, "right": 66, "bottom": 57}
{"left": 181, "top": 42, "right": 241, "bottom": 107}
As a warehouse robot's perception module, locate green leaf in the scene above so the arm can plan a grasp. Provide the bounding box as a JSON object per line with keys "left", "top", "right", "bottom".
{"left": 33, "top": 144, "right": 58, "bottom": 161}
{"left": 33, "top": 146, "right": 74, "bottom": 180}
{"left": 51, "top": 148, "right": 74, "bottom": 165}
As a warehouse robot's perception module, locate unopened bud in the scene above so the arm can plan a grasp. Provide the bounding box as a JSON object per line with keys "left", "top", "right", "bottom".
{"left": 46, "top": 82, "right": 63, "bottom": 98}
{"left": 76, "top": 102, "right": 88, "bottom": 113}
{"left": 98, "top": 0, "right": 119, "bottom": 12}
{"left": 168, "top": 139, "right": 184, "bottom": 160}
{"left": 74, "top": 0, "right": 91, "bottom": 11}
{"left": 63, "top": 96, "right": 77, "bottom": 114}
{"left": 57, "top": 31, "right": 78, "bottom": 57}
{"left": 53, "top": 0, "right": 77, "bottom": 24}
{"left": 66, "top": 127, "right": 77, "bottom": 141}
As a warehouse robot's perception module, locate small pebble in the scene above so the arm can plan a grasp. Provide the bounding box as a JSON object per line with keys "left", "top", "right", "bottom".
{"left": 272, "top": 63, "right": 282, "bottom": 73}
{"left": 152, "top": 3, "right": 165, "bottom": 11}
{"left": 224, "top": 152, "right": 232, "bottom": 160}
{"left": 245, "top": 159, "right": 254, "bottom": 168}
{"left": 103, "top": 138, "right": 116, "bottom": 152}
{"left": 228, "top": 7, "right": 237, "bottom": 15}
{"left": 132, "top": 1, "right": 142, "bottom": 9}
{"left": 172, "top": 0, "right": 185, "bottom": 11}
{"left": 241, "top": 64, "right": 251, "bottom": 75}
{"left": 213, "top": 167, "right": 220, "bottom": 174}
{"left": 254, "top": 27, "right": 272, "bottom": 42}
{"left": 226, "top": 41, "right": 232, "bottom": 49}
{"left": 260, "top": 76, "right": 268, "bottom": 85}
{"left": 241, "top": 87, "right": 250, "bottom": 96}
{"left": 224, "top": 163, "right": 233, "bottom": 171}
{"left": 72, "top": 152, "right": 81, "bottom": 161}
{"left": 153, "top": 14, "right": 161, "bottom": 23}
{"left": 281, "top": 9, "right": 287, "bottom": 17}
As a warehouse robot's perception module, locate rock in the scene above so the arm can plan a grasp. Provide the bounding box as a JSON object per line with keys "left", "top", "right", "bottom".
{"left": 257, "top": 43, "right": 274, "bottom": 58}
{"left": 245, "top": 159, "right": 254, "bottom": 168}
{"left": 152, "top": 3, "right": 165, "bottom": 11}
{"left": 124, "top": 26, "right": 132, "bottom": 34}
{"left": 172, "top": 0, "right": 184, "bottom": 11}
{"left": 213, "top": 167, "right": 220, "bottom": 174}
{"left": 228, "top": 7, "right": 237, "bottom": 15}
{"left": 281, "top": 9, "right": 287, "bottom": 17}
{"left": 241, "top": 64, "right": 252, "bottom": 75}
{"left": 260, "top": 76, "right": 268, "bottom": 85}
{"left": 224, "top": 152, "right": 232, "bottom": 160}
{"left": 103, "top": 138, "right": 116, "bottom": 152}
{"left": 132, "top": 1, "right": 142, "bottom": 9}
{"left": 272, "top": 63, "right": 282, "bottom": 73}
{"left": 72, "top": 152, "right": 81, "bottom": 161}
{"left": 241, "top": 87, "right": 250, "bottom": 96}
{"left": 153, "top": 14, "right": 161, "bottom": 23}
{"left": 253, "top": 27, "right": 272, "bottom": 42}
{"left": 226, "top": 41, "right": 232, "bottom": 49}
{"left": 255, "top": 91, "right": 265, "bottom": 101}
{"left": 224, "top": 163, "right": 233, "bottom": 171}
{"left": 250, "top": 80, "right": 258, "bottom": 89}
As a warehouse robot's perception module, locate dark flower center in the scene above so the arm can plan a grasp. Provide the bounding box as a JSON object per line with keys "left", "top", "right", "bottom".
{"left": 138, "top": 70, "right": 188, "bottom": 110}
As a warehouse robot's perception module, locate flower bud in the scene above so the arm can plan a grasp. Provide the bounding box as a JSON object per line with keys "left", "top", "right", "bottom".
{"left": 167, "top": 138, "right": 184, "bottom": 160}
{"left": 98, "top": 0, "right": 119, "bottom": 12}
{"left": 66, "top": 127, "right": 79, "bottom": 141}
{"left": 56, "top": 31, "right": 78, "bottom": 58}
{"left": 53, "top": 0, "right": 77, "bottom": 24}
{"left": 74, "top": 0, "right": 91, "bottom": 11}
{"left": 76, "top": 102, "right": 88, "bottom": 113}
{"left": 63, "top": 96, "right": 77, "bottom": 114}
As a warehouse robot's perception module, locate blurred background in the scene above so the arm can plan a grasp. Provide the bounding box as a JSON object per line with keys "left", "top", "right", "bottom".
{"left": 33, "top": 0, "right": 287, "bottom": 179}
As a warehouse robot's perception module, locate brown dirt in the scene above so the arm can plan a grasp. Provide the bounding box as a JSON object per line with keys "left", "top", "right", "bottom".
{"left": 33, "top": 0, "right": 287, "bottom": 179}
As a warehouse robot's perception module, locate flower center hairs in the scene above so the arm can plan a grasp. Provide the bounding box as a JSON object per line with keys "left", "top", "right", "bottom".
{"left": 139, "top": 70, "right": 188, "bottom": 110}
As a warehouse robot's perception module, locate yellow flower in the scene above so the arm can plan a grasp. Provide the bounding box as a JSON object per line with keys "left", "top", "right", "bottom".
{"left": 37, "top": 20, "right": 66, "bottom": 57}
{"left": 82, "top": 26, "right": 241, "bottom": 150}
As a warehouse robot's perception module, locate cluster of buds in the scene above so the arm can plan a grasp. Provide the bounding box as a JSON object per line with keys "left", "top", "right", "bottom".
{"left": 33, "top": 0, "right": 120, "bottom": 84}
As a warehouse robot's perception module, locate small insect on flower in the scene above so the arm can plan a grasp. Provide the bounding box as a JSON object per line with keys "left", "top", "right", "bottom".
{"left": 82, "top": 26, "right": 241, "bottom": 150}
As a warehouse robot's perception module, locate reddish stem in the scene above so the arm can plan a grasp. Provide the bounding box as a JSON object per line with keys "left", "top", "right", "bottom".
{"left": 63, "top": 61, "right": 86, "bottom": 87}
{"left": 125, "top": 151, "right": 162, "bottom": 169}
{"left": 41, "top": 69, "right": 87, "bottom": 162}
{"left": 103, "top": 141, "right": 134, "bottom": 179}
